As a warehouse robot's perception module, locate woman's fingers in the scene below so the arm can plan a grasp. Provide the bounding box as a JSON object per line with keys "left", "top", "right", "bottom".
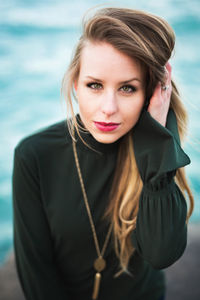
{"left": 152, "top": 82, "right": 162, "bottom": 100}
{"left": 147, "top": 62, "right": 172, "bottom": 127}
{"left": 162, "top": 62, "right": 172, "bottom": 95}
{"left": 166, "top": 61, "right": 172, "bottom": 75}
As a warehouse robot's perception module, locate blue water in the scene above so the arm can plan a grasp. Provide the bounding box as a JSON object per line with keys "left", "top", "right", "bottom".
{"left": 0, "top": 0, "right": 200, "bottom": 265}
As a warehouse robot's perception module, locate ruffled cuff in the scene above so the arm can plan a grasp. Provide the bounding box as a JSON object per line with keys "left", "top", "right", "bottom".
{"left": 132, "top": 109, "right": 190, "bottom": 185}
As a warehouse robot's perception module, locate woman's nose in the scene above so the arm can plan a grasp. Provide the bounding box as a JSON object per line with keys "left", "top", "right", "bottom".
{"left": 100, "top": 91, "right": 118, "bottom": 116}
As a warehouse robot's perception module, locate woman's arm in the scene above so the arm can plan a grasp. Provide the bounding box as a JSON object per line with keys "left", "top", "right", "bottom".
{"left": 131, "top": 109, "right": 190, "bottom": 269}
{"left": 12, "top": 143, "right": 71, "bottom": 300}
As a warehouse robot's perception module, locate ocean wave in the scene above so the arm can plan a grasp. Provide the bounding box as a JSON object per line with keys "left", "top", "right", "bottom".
{"left": 1, "top": 0, "right": 200, "bottom": 30}
{"left": 0, "top": 223, "right": 13, "bottom": 242}
{"left": 0, "top": 1, "right": 91, "bottom": 28}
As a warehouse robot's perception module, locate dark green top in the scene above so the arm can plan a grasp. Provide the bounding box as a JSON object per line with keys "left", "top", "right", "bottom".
{"left": 12, "top": 109, "right": 190, "bottom": 300}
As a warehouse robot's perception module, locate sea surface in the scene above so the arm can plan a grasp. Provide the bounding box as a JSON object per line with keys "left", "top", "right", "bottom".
{"left": 0, "top": 0, "right": 200, "bottom": 265}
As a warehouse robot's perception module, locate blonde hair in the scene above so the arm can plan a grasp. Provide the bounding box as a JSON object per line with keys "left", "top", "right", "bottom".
{"left": 61, "top": 7, "right": 194, "bottom": 276}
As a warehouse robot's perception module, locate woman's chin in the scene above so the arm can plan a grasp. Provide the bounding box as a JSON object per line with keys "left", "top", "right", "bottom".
{"left": 91, "top": 132, "right": 122, "bottom": 144}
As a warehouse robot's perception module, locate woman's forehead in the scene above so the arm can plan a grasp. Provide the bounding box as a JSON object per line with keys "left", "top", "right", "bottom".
{"left": 79, "top": 41, "right": 144, "bottom": 81}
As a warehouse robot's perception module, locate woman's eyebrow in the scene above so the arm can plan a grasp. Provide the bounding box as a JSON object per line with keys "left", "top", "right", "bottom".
{"left": 85, "top": 76, "right": 141, "bottom": 83}
{"left": 86, "top": 76, "right": 104, "bottom": 82}
{"left": 120, "top": 78, "right": 141, "bottom": 84}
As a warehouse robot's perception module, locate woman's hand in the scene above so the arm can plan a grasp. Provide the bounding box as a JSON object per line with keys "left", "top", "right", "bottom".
{"left": 147, "top": 62, "right": 172, "bottom": 127}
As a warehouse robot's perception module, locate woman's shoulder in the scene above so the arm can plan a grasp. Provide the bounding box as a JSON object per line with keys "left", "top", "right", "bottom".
{"left": 14, "top": 119, "right": 72, "bottom": 158}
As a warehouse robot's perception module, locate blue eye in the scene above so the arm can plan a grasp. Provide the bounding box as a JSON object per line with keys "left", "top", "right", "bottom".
{"left": 87, "top": 82, "right": 102, "bottom": 90}
{"left": 120, "top": 85, "right": 136, "bottom": 93}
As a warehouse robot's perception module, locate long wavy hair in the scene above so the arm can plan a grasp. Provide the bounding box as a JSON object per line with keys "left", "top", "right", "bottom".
{"left": 61, "top": 7, "right": 194, "bottom": 277}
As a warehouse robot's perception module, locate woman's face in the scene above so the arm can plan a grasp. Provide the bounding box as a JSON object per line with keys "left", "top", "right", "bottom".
{"left": 75, "top": 42, "right": 146, "bottom": 144}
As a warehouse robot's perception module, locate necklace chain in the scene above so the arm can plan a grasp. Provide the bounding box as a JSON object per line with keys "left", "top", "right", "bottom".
{"left": 72, "top": 135, "right": 113, "bottom": 258}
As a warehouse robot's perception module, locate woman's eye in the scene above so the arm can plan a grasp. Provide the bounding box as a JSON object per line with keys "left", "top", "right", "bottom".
{"left": 87, "top": 82, "right": 102, "bottom": 90}
{"left": 120, "top": 85, "right": 136, "bottom": 93}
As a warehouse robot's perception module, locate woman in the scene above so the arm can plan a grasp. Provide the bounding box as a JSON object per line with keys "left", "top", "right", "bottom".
{"left": 12, "top": 7, "right": 194, "bottom": 300}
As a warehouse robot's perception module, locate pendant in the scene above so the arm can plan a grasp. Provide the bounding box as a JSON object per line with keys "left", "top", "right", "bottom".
{"left": 94, "top": 256, "right": 106, "bottom": 272}
{"left": 92, "top": 272, "right": 101, "bottom": 300}
{"left": 92, "top": 257, "right": 106, "bottom": 299}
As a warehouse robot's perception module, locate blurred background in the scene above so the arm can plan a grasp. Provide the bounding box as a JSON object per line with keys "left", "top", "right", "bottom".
{"left": 0, "top": 0, "right": 199, "bottom": 299}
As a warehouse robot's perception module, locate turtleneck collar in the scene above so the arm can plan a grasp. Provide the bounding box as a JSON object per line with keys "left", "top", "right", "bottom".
{"left": 74, "top": 114, "right": 122, "bottom": 154}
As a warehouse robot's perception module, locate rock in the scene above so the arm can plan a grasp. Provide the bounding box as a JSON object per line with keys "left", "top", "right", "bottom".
{"left": 0, "top": 252, "right": 25, "bottom": 300}
{"left": 165, "top": 223, "right": 200, "bottom": 300}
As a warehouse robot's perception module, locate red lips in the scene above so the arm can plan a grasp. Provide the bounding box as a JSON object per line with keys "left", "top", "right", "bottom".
{"left": 97, "top": 122, "right": 119, "bottom": 126}
{"left": 94, "top": 121, "right": 120, "bottom": 132}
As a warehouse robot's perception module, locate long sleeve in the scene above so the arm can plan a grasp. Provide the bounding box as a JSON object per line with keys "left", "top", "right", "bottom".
{"left": 131, "top": 109, "right": 190, "bottom": 270}
{"left": 12, "top": 143, "right": 70, "bottom": 300}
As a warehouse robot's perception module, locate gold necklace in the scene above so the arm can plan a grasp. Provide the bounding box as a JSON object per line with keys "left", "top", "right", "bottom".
{"left": 72, "top": 132, "right": 113, "bottom": 300}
